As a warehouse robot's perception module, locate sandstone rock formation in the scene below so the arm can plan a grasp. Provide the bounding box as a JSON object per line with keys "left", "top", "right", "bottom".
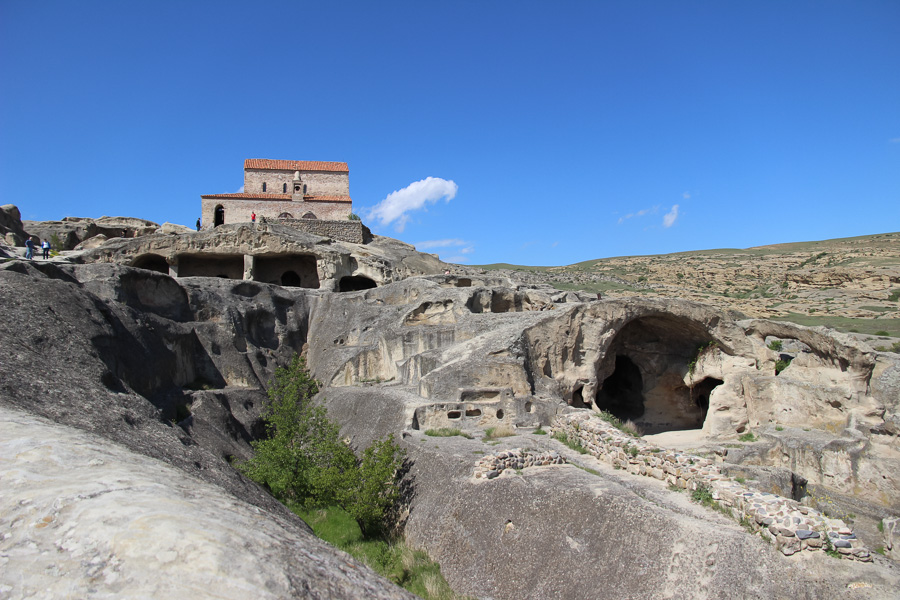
{"left": 23, "top": 215, "right": 161, "bottom": 250}
{"left": 3, "top": 209, "right": 900, "bottom": 598}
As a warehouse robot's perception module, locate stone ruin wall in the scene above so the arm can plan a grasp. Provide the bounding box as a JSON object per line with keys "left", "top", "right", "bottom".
{"left": 258, "top": 218, "right": 367, "bottom": 244}
{"left": 550, "top": 412, "right": 873, "bottom": 561}
{"left": 201, "top": 199, "right": 351, "bottom": 228}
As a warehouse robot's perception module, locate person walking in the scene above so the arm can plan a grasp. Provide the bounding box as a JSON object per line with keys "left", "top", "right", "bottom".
{"left": 41, "top": 240, "right": 51, "bottom": 259}
{"left": 251, "top": 212, "right": 256, "bottom": 223}
{"left": 24, "top": 238, "right": 34, "bottom": 260}
{"left": 196, "top": 217, "right": 202, "bottom": 231}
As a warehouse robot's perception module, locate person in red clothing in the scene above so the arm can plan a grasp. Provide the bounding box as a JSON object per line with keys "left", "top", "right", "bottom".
{"left": 251, "top": 212, "right": 256, "bottom": 223}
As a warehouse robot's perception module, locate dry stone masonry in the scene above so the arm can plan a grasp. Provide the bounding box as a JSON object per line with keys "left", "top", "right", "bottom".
{"left": 473, "top": 448, "right": 567, "bottom": 480}
{"left": 551, "top": 412, "right": 872, "bottom": 561}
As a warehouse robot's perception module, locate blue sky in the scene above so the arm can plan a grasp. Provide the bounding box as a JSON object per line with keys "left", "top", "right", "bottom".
{"left": 1, "top": 1, "right": 898, "bottom": 266}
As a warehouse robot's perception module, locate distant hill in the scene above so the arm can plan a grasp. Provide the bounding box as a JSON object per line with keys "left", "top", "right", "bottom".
{"left": 471, "top": 231, "right": 900, "bottom": 338}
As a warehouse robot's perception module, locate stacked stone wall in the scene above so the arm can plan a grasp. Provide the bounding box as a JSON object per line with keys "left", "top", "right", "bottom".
{"left": 550, "top": 412, "right": 872, "bottom": 561}
{"left": 259, "top": 218, "right": 367, "bottom": 244}
{"left": 473, "top": 448, "right": 567, "bottom": 480}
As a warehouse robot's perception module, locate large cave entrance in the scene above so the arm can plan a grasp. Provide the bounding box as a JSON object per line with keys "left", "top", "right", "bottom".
{"left": 339, "top": 275, "right": 377, "bottom": 292}
{"left": 254, "top": 254, "right": 320, "bottom": 289}
{"left": 131, "top": 253, "right": 169, "bottom": 274}
{"left": 178, "top": 254, "right": 244, "bottom": 279}
{"left": 593, "top": 315, "right": 722, "bottom": 435}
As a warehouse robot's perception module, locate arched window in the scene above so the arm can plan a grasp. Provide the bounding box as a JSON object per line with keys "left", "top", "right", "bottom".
{"left": 214, "top": 205, "right": 225, "bottom": 227}
{"left": 283, "top": 183, "right": 287, "bottom": 193}
{"left": 277, "top": 212, "right": 294, "bottom": 219}
{"left": 262, "top": 182, "right": 267, "bottom": 192}
{"left": 303, "top": 184, "right": 307, "bottom": 194}
{"left": 302, "top": 212, "right": 317, "bottom": 219}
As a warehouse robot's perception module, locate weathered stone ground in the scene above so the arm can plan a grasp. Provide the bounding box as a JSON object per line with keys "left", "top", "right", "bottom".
{"left": 3, "top": 209, "right": 900, "bottom": 598}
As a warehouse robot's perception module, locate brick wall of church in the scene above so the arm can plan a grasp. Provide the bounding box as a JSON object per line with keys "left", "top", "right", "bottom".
{"left": 200, "top": 198, "right": 352, "bottom": 229}
{"left": 243, "top": 169, "right": 349, "bottom": 196}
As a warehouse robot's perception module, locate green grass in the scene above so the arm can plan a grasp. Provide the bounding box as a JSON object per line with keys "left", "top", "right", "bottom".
{"left": 599, "top": 411, "right": 642, "bottom": 437}
{"left": 738, "top": 432, "right": 757, "bottom": 442}
{"left": 296, "top": 506, "right": 463, "bottom": 599}
{"left": 532, "top": 426, "right": 547, "bottom": 435}
{"left": 483, "top": 425, "right": 516, "bottom": 440}
{"left": 424, "top": 428, "right": 473, "bottom": 439}
{"left": 552, "top": 431, "right": 588, "bottom": 454}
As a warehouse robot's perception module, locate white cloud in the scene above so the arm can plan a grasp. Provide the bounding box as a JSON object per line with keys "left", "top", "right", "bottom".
{"left": 235, "top": 185, "right": 244, "bottom": 193}
{"left": 617, "top": 205, "right": 659, "bottom": 225}
{"left": 366, "top": 177, "right": 458, "bottom": 232}
{"left": 663, "top": 204, "right": 679, "bottom": 228}
{"left": 890, "top": 137, "right": 900, "bottom": 143}
{"left": 682, "top": 191, "right": 691, "bottom": 199}
{"left": 414, "top": 238, "right": 474, "bottom": 261}
{"left": 415, "top": 238, "right": 467, "bottom": 250}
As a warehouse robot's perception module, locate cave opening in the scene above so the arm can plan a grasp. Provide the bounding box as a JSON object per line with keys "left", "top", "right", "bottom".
{"left": 131, "top": 253, "right": 169, "bottom": 274}
{"left": 255, "top": 254, "right": 320, "bottom": 289}
{"left": 339, "top": 275, "right": 377, "bottom": 292}
{"left": 281, "top": 271, "right": 301, "bottom": 287}
{"left": 595, "top": 355, "right": 645, "bottom": 421}
{"left": 591, "top": 315, "right": 720, "bottom": 435}
{"left": 691, "top": 377, "right": 723, "bottom": 422}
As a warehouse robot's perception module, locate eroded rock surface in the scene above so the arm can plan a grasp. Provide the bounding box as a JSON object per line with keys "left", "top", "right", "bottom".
{"left": 3, "top": 231, "right": 900, "bottom": 598}
{"left": 0, "top": 407, "right": 415, "bottom": 600}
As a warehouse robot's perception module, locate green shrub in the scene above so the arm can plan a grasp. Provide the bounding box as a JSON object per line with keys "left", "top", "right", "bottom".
{"left": 553, "top": 431, "right": 588, "bottom": 454}
{"left": 888, "top": 290, "right": 900, "bottom": 302}
{"left": 238, "top": 356, "right": 405, "bottom": 536}
{"left": 599, "top": 411, "right": 642, "bottom": 437}
{"left": 532, "top": 426, "right": 547, "bottom": 435}
{"left": 738, "top": 432, "right": 756, "bottom": 442}
{"left": 774, "top": 358, "right": 792, "bottom": 374}
{"left": 348, "top": 213, "right": 361, "bottom": 221}
{"left": 875, "top": 330, "right": 890, "bottom": 337}
{"left": 767, "top": 340, "right": 783, "bottom": 352}
{"left": 484, "top": 425, "right": 516, "bottom": 440}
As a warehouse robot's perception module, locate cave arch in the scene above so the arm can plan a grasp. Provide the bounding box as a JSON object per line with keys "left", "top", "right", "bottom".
{"left": 281, "top": 270, "right": 302, "bottom": 287}
{"left": 593, "top": 314, "right": 719, "bottom": 435}
{"left": 339, "top": 275, "right": 377, "bottom": 292}
{"left": 131, "top": 253, "right": 169, "bottom": 274}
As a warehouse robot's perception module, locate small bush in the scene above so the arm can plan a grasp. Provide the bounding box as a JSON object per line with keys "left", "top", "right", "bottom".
{"left": 874, "top": 546, "right": 886, "bottom": 556}
{"left": 532, "top": 426, "right": 547, "bottom": 435}
{"left": 484, "top": 425, "right": 516, "bottom": 440}
{"left": 767, "top": 340, "right": 783, "bottom": 352}
{"left": 774, "top": 358, "right": 792, "bottom": 374}
{"left": 877, "top": 520, "right": 884, "bottom": 533}
{"left": 691, "top": 483, "right": 715, "bottom": 506}
{"left": 875, "top": 330, "right": 890, "bottom": 337}
{"left": 348, "top": 213, "right": 361, "bottom": 221}
{"left": 738, "top": 432, "right": 756, "bottom": 442}
{"left": 424, "top": 428, "right": 472, "bottom": 439}
{"left": 889, "top": 290, "right": 900, "bottom": 302}
{"left": 239, "top": 356, "right": 405, "bottom": 536}
{"left": 599, "top": 411, "right": 642, "bottom": 437}
{"left": 775, "top": 425, "right": 784, "bottom": 431}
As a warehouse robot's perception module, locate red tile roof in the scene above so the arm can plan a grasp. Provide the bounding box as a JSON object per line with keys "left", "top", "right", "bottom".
{"left": 200, "top": 193, "right": 352, "bottom": 203}
{"left": 244, "top": 159, "right": 349, "bottom": 172}
{"left": 201, "top": 193, "right": 291, "bottom": 200}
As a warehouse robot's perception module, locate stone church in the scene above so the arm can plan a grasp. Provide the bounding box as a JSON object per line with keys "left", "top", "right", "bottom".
{"left": 200, "top": 159, "right": 352, "bottom": 228}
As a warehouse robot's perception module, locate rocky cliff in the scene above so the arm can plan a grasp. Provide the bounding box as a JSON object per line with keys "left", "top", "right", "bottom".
{"left": 3, "top": 208, "right": 900, "bottom": 598}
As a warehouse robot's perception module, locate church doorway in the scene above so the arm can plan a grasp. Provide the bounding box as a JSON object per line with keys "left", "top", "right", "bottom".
{"left": 214, "top": 205, "right": 225, "bottom": 227}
